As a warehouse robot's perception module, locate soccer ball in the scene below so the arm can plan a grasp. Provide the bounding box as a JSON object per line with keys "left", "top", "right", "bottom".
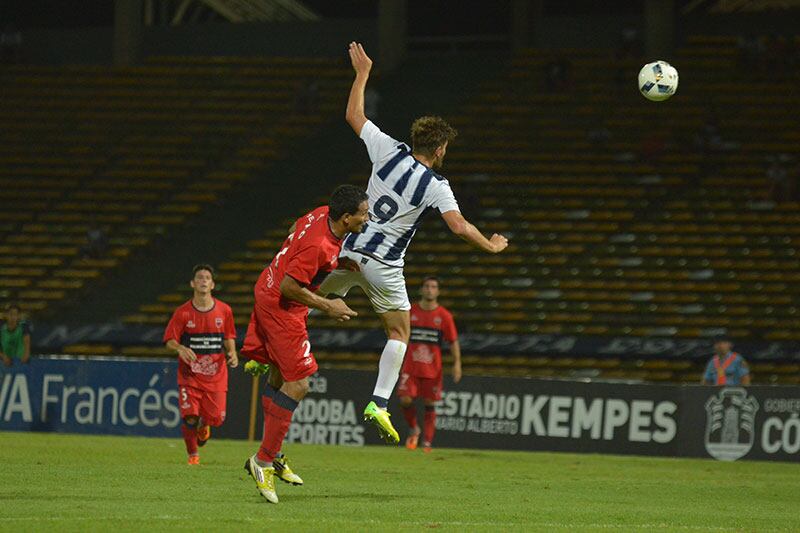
{"left": 638, "top": 60, "right": 679, "bottom": 102}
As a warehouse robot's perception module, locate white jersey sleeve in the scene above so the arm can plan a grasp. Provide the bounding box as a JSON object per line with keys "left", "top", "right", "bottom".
{"left": 426, "top": 179, "right": 460, "bottom": 214}
{"left": 360, "top": 120, "right": 408, "bottom": 164}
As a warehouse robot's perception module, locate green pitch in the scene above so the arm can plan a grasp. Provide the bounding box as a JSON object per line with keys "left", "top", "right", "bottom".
{"left": 1, "top": 432, "right": 799, "bottom": 532}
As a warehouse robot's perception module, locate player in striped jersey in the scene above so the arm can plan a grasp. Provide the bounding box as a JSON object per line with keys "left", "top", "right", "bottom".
{"left": 319, "top": 42, "right": 508, "bottom": 443}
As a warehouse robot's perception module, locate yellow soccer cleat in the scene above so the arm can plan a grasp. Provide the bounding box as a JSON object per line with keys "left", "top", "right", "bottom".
{"left": 244, "top": 455, "right": 278, "bottom": 504}
{"left": 363, "top": 401, "right": 400, "bottom": 444}
{"left": 244, "top": 360, "right": 270, "bottom": 376}
{"left": 273, "top": 454, "right": 303, "bottom": 486}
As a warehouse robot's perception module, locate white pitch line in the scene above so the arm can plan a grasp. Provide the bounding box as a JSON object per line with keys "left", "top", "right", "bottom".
{"left": 0, "top": 515, "right": 790, "bottom": 531}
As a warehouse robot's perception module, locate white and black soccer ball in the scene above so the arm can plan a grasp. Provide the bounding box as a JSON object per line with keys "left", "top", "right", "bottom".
{"left": 638, "top": 60, "right": 679, "bottom": 102}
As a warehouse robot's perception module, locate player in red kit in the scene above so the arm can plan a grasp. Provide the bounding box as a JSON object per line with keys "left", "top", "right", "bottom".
{"left": 163, "top": 264, "right": 238, "bottom": 465}
{"left": 242, "top": 185, "right": 369, "bottom": 504}
{"left": 398, "top": 277, "right": 461, "bottom": 453}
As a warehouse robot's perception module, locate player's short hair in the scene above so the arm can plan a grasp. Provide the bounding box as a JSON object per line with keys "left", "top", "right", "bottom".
{"left": 410, "top": 116, "right": 458, "bottom": 157}
{"left": 192, "top": 263, "right": 215, "bottom": 280}
{"left": 5, "top": 303, "right": 20, "bottom": 313}
{"left": 329, "top": 184, "right": 368, "bottom": 220}
{"left": 422, "top": 276, "right": 439, "bottom": 287}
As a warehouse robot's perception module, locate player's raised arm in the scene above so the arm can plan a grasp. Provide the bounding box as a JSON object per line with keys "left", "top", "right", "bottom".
{"left": 440, "top": 210, "right": 508, "bottom": 254}
{"left": 345, "top": 41, "right": 372, "bottom": 135}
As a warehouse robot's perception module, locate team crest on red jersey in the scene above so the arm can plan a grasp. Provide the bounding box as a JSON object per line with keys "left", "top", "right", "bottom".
{"left": 215, "top": 317, "right": 223, "bottom": 328}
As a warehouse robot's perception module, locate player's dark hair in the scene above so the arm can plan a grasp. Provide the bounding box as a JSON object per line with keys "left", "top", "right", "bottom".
{"left": 5, "top": 303, "right": 20, "bottom": 313}
{"left": 410, "top": 116, "right": 458, "bottom": 157}
{"left": 192, "top": 263, "right": 215, "bottom": 280}
{"left": 329, "top": 185, "right": 368, "bottom": 220}
{"left": 422, "top": 276, "right": 439, "bottom": 287}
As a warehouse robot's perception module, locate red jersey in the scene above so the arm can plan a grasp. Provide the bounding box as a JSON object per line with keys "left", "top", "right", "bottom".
{"left": 254, "top": 206, "right": 343, "bottom": 318}
{"left": 402, "top": 303, "right": 458, "bottom": 379}
{"left": 163, "top": 298, "right": 236, "bottom": 392}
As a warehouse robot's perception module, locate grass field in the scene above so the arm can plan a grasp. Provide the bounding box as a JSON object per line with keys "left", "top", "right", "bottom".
{"left": 1, "top": 432, "right": 799, "bottom": 532}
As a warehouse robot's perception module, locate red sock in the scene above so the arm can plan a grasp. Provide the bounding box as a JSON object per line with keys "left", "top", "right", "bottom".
{"left": 181, "top": 424, "right": 198, "bottom": 456}
{"left": 261, "top": 389, "right": 274, "bottom": 440}
{"left": 257, "top": 390, "right": 298, "bottom": 463}
{"left": 402, "top": 404, "right": 418, "bottom": 430}
{"left": 423, "top": 405, "right": 436, "bottom": 445}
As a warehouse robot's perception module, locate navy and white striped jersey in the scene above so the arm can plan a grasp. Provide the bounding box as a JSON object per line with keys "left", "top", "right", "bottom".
{"left": 344, "top": 120, "right": 460, "bottom": 268}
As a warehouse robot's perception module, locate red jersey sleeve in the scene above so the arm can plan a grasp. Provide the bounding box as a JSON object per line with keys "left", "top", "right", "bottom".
{"left": 284, "top": 242, "right": 326, "bottom": 287}
{"left": 442, "top": 310, "right": 458, "bottom": 343}
{"left": 163, "top": 307, "right": 185, "bottom": 343}
{"left": 224, "top": 305, "right": 236, "bottom": 340}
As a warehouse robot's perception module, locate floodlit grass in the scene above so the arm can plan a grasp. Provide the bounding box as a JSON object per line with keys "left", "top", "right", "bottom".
{"left": 1, "top": 431, "right": 798, "bottom": 532}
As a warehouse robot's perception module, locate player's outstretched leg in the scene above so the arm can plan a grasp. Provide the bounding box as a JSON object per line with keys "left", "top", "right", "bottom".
{"left": 244, "top": 455, "right": 278, "bottom": 504}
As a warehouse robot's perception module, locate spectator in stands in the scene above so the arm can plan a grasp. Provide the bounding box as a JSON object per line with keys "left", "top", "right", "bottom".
{"left": 692, "top": 115, "right": 739, "bottom": 180}
{"left": 616, "top": 26, "right": 642, "bottom": 60}
{"left": 702, "top": 336, "right": 750, "bottom": 386}
{"left": 1, "top": 304, "right": 31, "bottom": 366}
{"left": 0, "top": 24, "right": 22, "bottom": 64}
{"left": 588, "top": 124, "right": 613, "bottom": 147}
{"left": 81, "top": 221, "right": 108, "bottom": 259}
{"left": 765, "top": 154, "right": 797, "bottom": 203}
{"left": 295, "top": 79, "right": 319, "bottom": 114}
{"left": 639, "top": 131, "right": 669, "bottom": 164}
{"left": 764, "top": 34, "right": 789, "bottom": 80}
{"left": 544, "top": 56, "right": 572, "bottom": 93}
{"left": 737, "top": 33, "right": 764, "bottom": 76}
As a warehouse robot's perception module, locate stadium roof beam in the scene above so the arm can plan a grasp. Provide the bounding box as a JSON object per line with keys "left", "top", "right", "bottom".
{"left": 198, "top": 0, "right": 319, "bottom": 22}
{"left": 682, "top": 0, "right": 800, "bottom": 13}
{"left": 144, "top": 0, "right": 319, "bottom": 26}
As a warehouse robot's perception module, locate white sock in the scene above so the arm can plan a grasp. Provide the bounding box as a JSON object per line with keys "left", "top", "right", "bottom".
{"left": 372, "top": 339, "right": 407, "bottom": 401}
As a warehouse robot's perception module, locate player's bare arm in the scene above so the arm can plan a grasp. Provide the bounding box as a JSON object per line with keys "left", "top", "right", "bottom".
{"left": 451, "top": 339, "right": 462, "bottom": 383}
{"left": 345, "top": 41, "right": 372, "bottom": 135}
{"left": 1, "top": 350, "right": 10, "bottom": 367}
{"left": 441, "top": 210, "right": 508, "bottom": 253}
{"left": 166, "top": 338, "right": 197, "bottom": 364}
{"left": 223, "top": 338, "right": 238, "bottom": 368}
{"left": 280, "top": 275, "right": 358, "bottom": 321}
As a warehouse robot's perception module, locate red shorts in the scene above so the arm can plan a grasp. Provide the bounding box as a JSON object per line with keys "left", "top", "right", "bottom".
{"left": 397, "top": 371, "right": 442, "bottom": 402}
{"left": 241, "top": 306, "right": 318, "bottom": 382}
{"left": 179, "top": 384, "right": 226, "bottom": 426}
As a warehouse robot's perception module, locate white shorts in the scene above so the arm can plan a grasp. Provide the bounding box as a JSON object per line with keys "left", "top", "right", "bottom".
{"left": 318, "top": 250, "right": 411, "bottom": 314}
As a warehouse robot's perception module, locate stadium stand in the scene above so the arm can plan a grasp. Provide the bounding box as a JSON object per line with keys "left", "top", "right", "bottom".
{"left": 17, "top": 37, "right": 799, "bottom": 384}
{"left": 0, "top": 55, "right": 351, "bottom": 319}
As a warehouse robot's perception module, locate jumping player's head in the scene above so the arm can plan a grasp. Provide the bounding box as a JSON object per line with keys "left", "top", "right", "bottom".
{"left": 4, "top": 304, "right": 20, "bottom": 326}
{"left": 190, "top": 264, "right": 215, "bottom": 297}
{"left": 411, "top": 116, "right": 458, "bottom": 170}
{"left": 329, "top": 184, "right": 369, "bottom": 234}
{"left": 420, "top": 276, "right": 440, "bottom": 303}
